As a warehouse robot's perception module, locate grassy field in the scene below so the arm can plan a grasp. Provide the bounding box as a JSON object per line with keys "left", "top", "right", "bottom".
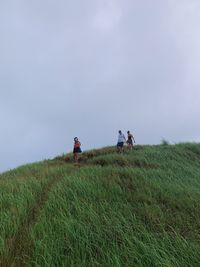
{"left": 0, "top": 143, "right": 200, "bottom": 267}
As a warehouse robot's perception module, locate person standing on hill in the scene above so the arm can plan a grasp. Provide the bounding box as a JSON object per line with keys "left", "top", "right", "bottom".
{"left": 117, "top": 130, "right": 126, "bottom": 153}
{"left": 127, "top": 131, "right": 136, "bottom": 150}
{"left": 73, "top": 137, "right": 82, "bottom": 163}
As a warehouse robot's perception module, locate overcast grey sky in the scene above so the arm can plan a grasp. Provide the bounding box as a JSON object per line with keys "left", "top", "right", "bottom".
{"left": 0, "top": 0, "right": 200, "bottom": 172}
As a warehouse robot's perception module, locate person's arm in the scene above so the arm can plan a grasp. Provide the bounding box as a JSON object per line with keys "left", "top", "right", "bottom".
{"left": 123, "top": 134, "right": 126, "bottom": 142}
{"left": 132, "top": 135, "right": 136, "bottom": 143}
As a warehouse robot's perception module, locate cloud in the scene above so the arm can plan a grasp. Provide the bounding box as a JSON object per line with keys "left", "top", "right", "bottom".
{"left": 93, "top": 0, "right": 122, "bottom": 32}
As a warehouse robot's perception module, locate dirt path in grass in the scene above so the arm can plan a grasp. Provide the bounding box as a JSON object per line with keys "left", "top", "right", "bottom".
{"left": 0, "top": 153, "right": 153, "bottom": 267}
{"left": 0, "top": 167, "right": 76, "bottom": 267}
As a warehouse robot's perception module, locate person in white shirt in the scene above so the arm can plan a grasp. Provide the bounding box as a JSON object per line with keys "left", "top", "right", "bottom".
{"left": 117, "top": 130, "right": 126, "bottom": 153}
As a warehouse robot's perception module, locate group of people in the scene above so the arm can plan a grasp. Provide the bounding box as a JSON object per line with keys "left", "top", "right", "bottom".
{"left": 73, "top": 130, "right": 136, "bottom": 162}
{"left": 117, "top": 130, "right": 135, "bottom": 153}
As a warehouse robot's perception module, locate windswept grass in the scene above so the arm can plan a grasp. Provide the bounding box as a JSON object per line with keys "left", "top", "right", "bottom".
{"left": 0, "top": 143, "right": 200, "bottom": 267}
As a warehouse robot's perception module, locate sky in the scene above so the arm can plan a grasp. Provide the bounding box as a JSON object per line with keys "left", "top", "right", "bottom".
{"left": 0, "top": 0, "right": 200, "bottom": 172}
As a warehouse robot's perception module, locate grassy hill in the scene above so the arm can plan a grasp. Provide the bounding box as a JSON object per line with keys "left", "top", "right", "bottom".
{"left": 0, "top": 143, "right": 200, "bottom": 267}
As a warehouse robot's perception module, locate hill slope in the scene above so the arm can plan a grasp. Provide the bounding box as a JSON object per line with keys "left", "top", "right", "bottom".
{"left": 0, "top": 143, "right": 200, "bottom": 267}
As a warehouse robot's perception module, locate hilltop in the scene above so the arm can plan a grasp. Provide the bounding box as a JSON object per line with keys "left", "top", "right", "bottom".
{"left": 0, "top": 143, "right": 200, "bottom": 267}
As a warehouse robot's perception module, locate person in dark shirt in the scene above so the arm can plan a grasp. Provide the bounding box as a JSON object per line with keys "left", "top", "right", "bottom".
{"left": 127, "top": 131, "right": 135, "bottom": 150}
{"left": 73, "top": 137, "right": 82, "bottom": 162}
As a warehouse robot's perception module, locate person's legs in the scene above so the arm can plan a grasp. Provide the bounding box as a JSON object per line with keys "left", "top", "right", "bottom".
{"left": 127, "top": 140, "right": 133, "bottom": 150}
{"left": 131, "top": 143, "right": 134, "bottom": 150}
{"left": 117, "top": 143, "right": 122, "bottom": 153}
{"left": 117, "top": 143, "right": 120, "bottom": 153}
{"left": 119, "top": 142, "right": 124, "bottom": 153}
{"left": 131, "top": 140, "right": 134, "bottom": 150}
{"left": 73, "top": 152, "right": 78, "bottom": 162}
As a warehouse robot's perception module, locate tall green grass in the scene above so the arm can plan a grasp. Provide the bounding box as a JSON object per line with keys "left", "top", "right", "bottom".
{"left": 0, "top": 143, "right": 200, "bottom": 266}
{"left": 28, "top": 164, "right": 200, "bottom": 267}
